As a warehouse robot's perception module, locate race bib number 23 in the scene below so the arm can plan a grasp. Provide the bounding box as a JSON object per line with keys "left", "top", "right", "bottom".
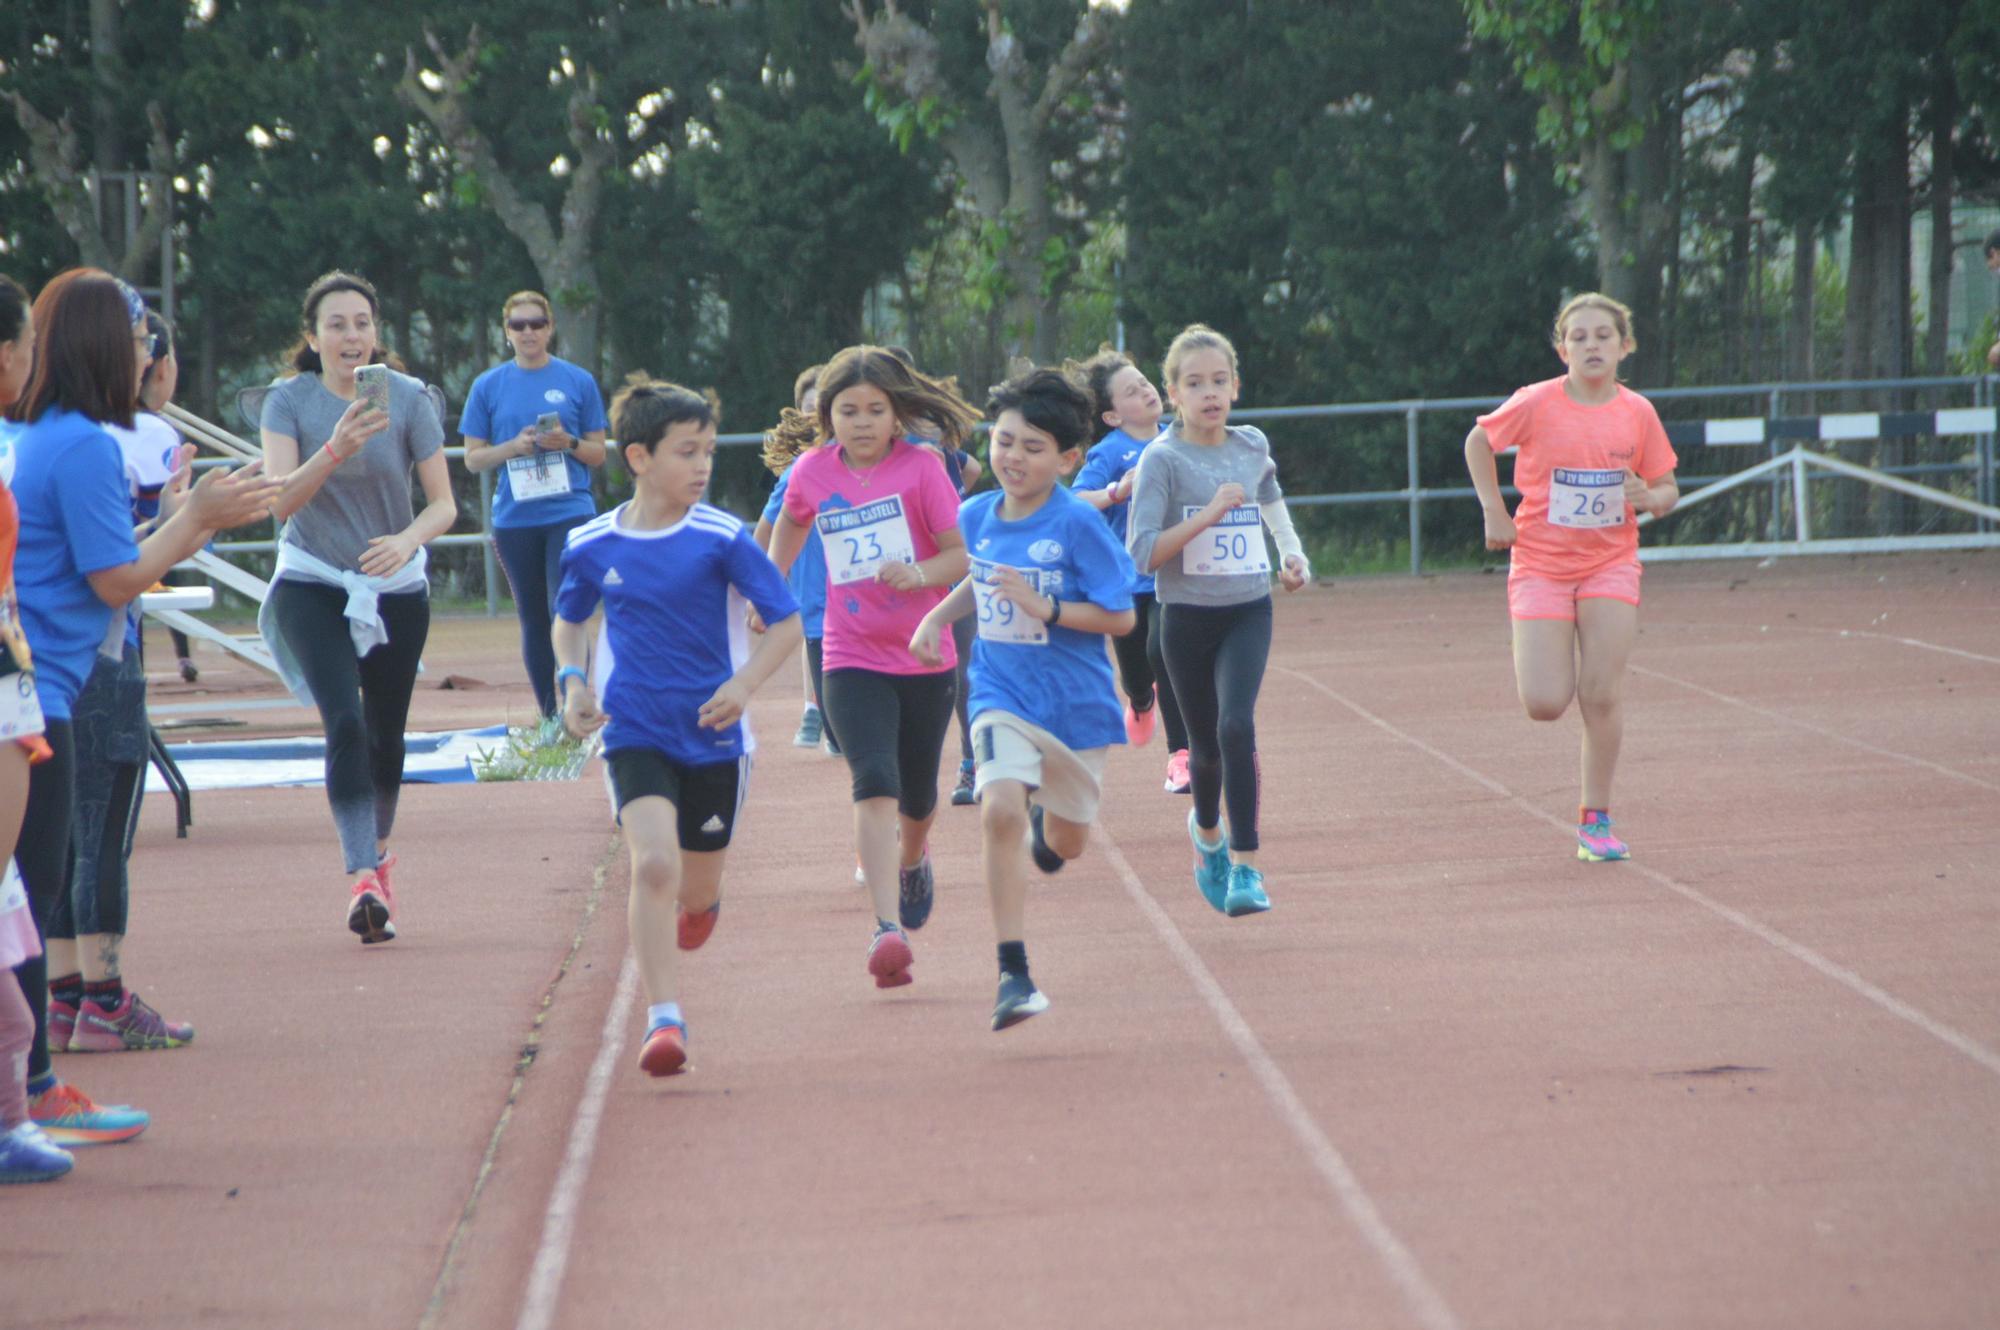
{"left": 818, "top": 496, "right": 918, "bottom": 585}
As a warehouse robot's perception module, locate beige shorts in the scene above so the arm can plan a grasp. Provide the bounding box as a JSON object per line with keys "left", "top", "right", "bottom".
{"left": 970, "top": 710, "right": 1107, "bottom": 825}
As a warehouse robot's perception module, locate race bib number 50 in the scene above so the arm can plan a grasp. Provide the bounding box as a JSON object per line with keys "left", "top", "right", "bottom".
{"left": 818, "top": 496, "right": 918, "bottom": 585}
{"left": 1182, "top": 504, "right": 1270, "bottom": 576}
{"left": 1548, "top": 468, "right": 1626, "bottom": 528}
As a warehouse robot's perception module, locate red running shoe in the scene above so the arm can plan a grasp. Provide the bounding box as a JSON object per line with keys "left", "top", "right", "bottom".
{"left": 867, "top": 923, "right": 914, "bottom": 989}
{"left": 637, "top": 1020, "right": 687, "bottom": 1077}
{"left": 677, "top": 902, "right": 720, "bottom": 951}
{"left": 1125, "top": 693, "right": 1157, "bottom": 747}
{"left": 347, "top": 872, "right": 396, "bottom": 944}
{"left": 70, "top": 990, "right": 194, "bottom": 1051}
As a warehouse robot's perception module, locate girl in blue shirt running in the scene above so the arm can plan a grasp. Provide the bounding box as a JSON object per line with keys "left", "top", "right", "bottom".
{"left": 910, "top": 368, "right": 1137, "bottom": 1031}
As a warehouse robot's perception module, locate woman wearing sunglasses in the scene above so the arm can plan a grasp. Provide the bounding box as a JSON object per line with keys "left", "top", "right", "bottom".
{"left": 459, "top": 292, "right": 608, "bottom": 722}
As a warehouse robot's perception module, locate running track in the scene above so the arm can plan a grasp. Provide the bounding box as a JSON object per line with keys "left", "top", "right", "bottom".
{"left": 7, "top": 553, "right": 1997, "bottom": 1329}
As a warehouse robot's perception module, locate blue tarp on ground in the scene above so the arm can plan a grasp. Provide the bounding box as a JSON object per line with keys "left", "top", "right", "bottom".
{"left": 144, "top": 725, "right": 505, "bottom": 793}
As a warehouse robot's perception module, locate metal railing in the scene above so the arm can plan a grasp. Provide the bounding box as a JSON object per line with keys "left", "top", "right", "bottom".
{"left": 189, "top": 374, "right": 1997, "bottom": 596}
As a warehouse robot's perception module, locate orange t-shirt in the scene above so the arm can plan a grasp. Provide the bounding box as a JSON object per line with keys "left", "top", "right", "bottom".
{"left": 1478, "top": 376, "right": 1677, "bottom": 580}
{"left": 0, "top": 478, "right": 31, "bottom": 677}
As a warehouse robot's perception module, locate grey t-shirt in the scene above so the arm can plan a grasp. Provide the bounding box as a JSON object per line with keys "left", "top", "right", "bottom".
{"left": 1125, "top": 422, "right": 1284, "bottom": 606}
{"left": 260, "top": 370, "right": 445, "bottom": 572}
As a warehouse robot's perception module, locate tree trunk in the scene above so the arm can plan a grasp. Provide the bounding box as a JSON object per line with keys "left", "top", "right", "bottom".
{"left": 1925, "top": 71, "right": 1956, "bottom": 376}
{"left": 1787, "top": 222, "right": 1816, "bottom": 383}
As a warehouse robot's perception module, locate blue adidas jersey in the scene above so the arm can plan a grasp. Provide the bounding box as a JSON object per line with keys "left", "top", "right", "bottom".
{"left": 960, "top": 486, "right": 1134, "bottom": 752}
{"left": 1073, "top": 425, "right": 1163, "bottom": 596}
{"left": 555, "top": 502, "right": 799, "bottom": 765}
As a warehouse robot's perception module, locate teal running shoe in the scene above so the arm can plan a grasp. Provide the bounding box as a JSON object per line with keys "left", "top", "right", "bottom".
{"left": 1187, "top": 810, "right": 1230, "bottom": 913}
{"left": 1577, "top": 812, "right": 1630, "bottom": 862}
{"left": 1224, "top": 863, "right": 1271, "bottom": 917}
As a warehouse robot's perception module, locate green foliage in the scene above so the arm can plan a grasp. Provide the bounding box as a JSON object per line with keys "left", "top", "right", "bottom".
{"left": 471, "top": 719, "right": 597, "bottom": 782}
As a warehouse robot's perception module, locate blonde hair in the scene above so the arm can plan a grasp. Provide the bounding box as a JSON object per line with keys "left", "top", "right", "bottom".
{"left": 1162, "top": 323, "right": 1239, "bottom": 388}
{"left": 1552, "top": 292, "right": 1635, "bottom": 351}
{"left": 761, "top": 345, "right": 981, "bottom": 475}
{"left": 502, "top": 290, "right": 553, "bottom": 322}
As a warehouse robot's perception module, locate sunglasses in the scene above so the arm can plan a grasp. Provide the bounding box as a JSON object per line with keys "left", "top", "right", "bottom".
{"left": 507, "top": 317, "right": 551, "bottom": 332}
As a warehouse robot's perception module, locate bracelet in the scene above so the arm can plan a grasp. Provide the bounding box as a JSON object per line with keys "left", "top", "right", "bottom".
{"left": 326, "top": 446, "right": 346, "bottom": 466}
{"left": 915, "top": 563, "right": 928, "bottom": 587}
{"left": 555, "top": 666, "right": 587, "bottom": 696}
{"left": 1045, "top": 597, "right": 1062, "bottom": 626}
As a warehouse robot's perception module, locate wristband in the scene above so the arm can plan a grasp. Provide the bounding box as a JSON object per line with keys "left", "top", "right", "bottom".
{"left": 555, "top": 666, "right": 587, "bottom": 697}
{"left": 326, "top": 446, "right": 347, "bottom": 466}
{"left": 1045, "top": 598, "right": 1062, "bottom": 626}
{"left": 915, "top": 563, "right": 928, "bottom": 587}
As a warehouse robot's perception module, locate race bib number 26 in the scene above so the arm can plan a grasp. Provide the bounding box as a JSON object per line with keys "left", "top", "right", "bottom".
{"left": 1182, "top": 504, "right": 1270, "bottom": 576}
{"left": 818, "top": 496, "right": 918, "bottom": 585}
{"left": 1548, "top": 468, "right": 1626, "bottom": 529}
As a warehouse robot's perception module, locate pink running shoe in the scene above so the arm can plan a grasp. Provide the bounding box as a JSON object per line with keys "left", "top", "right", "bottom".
{"left": 867, "top": 923, "right": 914, "bottom": 989}
{"left": 70, "top": 990, "right": 195, "bottom": 1051}
{"left": 1125, "top": 692, "right": 1157, "bottom": 747}
{"left": 1164, "top": 749, "right": 1191, "bottom": 794}
{"left": 1576, "top": 813, "right": 1630, "bottom": 862}
{"left": 347, "top": 872, "right": 397, "bottom": 943}
{"left": 46, "top": 998, "right": 78, "bottom": 1054}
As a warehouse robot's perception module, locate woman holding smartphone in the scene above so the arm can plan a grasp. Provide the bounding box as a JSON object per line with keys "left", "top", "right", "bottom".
{"left": 258, "top": 270, "right": 456, "bottom": 946}
{"left": 458, "top": 291, "right": 608, "bottom": 722}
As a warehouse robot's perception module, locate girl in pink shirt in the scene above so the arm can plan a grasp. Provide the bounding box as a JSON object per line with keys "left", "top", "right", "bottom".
{"left": 1463, "top": 293, "right": 1679, "bottom": 862}
{"left": 769, "top": 347, "right": 978, "bottom": 990}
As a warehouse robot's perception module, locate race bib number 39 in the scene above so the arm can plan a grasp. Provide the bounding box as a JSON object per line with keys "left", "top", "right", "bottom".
{"left": 508, "top": 452, "right": 570, "bottom": 501}
{"left": 1182, "top": 504, "right": 1270, "bottom": 576}
{"left": 971, "top": 562, "right": 1049, "bottom": 645}
{"left": 818, "top": 496, "right": 918, "bottom": 585}
{"left": 1548, "top": 468, "right": 1626, "bottom": 528}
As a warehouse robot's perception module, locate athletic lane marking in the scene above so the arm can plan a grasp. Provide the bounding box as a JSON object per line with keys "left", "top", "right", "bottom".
{"left": 1831, "top": 628, "right": 2000, "bottom": 666}
{"left": 1098, "top": 830, "right": 1463, "bottom": 1330}
{"left": 1273, "top": 665, "right": 2000, "bottom": 1082}
{"left": 514, "top": 950, "right": 639, "bottom": 1330}
{"left": 1629, "top": 664, "right": 2000, "bottom": 793}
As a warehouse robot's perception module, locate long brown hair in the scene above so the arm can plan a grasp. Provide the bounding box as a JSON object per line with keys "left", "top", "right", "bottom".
{"left": 283, "top": 270, "right": 403, "bottom": 375}
{"left": 761, "top": 346, "right": 980, "bottom": 470}
{"left": 10, "top": 268, "right": 139, "bottom": 427}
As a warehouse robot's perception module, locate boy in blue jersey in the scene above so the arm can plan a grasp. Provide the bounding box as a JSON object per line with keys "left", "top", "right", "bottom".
{"left": 910, "top": 368, "right": 1137, "bottom": 1031}
{"left": 552, "top": 380, "right": 802, "bottom": 1076}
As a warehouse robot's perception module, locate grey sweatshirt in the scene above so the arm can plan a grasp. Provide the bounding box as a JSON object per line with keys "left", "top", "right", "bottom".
{"left": 1125, "top": 421, "right": 1284, "bottom": 606}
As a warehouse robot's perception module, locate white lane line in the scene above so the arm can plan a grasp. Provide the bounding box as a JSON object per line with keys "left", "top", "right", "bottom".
{"left": 515, "top": 950, "right": 639, "bottom": 1330}
{"left": 1272, "top": 665, "right": 2000, "bottom": 1082}
{"left": 1099, "top": 830, "right": 1463, "bottom": 1330}
{"left": 1837, "top": 630, "right": 2000, "bottom": 666}
{"left": 1629, "top": 664, "right": 2000, "bottom": 793}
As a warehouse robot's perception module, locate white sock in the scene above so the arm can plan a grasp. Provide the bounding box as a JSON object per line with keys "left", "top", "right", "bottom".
{"left": 647, "top": 1002, "right": 683, "bottom": 1031}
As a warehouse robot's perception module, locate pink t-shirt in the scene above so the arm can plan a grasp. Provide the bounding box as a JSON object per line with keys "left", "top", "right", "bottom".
{"left": 783, "top": 439, "right": 959, "bottom": 676}
{"left": 1478, "top": 376, "right": 1678, "bottom": 580}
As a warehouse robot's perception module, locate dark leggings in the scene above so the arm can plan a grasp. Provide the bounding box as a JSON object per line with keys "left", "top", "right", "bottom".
{"left": 1161, "top": 597, "right": 1272, "bottom": 852}
{"left": 268, "top": 578, "right": 430, "bottom": 874}
{"left": 950, "top": 615, "right": 975, "bottom": 766}
{"left": 495, "top": 515, "right": 592, "bottom": 717}
{"left": 15, "top": 718, "right": 75, "bottom": 1080}
{"left": 53, "top": 648, "right": 148, "bottom": 939}
{"left": 805, "top": 637, "right": 838, "bottom": 750}
{"left": 821, "top": 667, "right": 956, "bottom": 821}
{"left": 1109, "top": 592, "right": 1189, "bottom": 752}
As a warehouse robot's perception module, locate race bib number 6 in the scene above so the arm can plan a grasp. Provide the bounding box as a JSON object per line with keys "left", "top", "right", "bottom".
{"left": 1182, "top": 503, "right": 1270, "bottom": 576}
{"left": 1548, "top": 468, "right": 1626, "bottom": 529}
{"left": 818, "top": 496, "right": 918, "bottom": 585}
{"left": 971, "top": 563, "right": 1049, "bottom": 646}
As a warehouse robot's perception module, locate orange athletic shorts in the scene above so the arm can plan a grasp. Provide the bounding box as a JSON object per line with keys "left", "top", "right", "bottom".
{"left": 1507, "top": 560, "right": 1641, "bottom": 621}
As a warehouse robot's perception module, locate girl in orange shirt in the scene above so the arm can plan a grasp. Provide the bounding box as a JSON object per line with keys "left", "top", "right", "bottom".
{"left": 1463, "top": 293, "right": 1679, "bottom": 861}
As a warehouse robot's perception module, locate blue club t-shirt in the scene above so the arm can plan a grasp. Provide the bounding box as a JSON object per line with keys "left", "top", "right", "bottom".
{"left": 5, "top": 409, "right": 141, "bottom": 720}
{"left": 460, "top": 358, "right": 608, "bottom": 529}
{"left": 1073, "top": 425, "right": 1163, "bottom": 596}
{"left": 555, "top": 502, "right": 799, "bottom": 766}
{"left": 959, "top": 485, "right": 1135, "bottom": 752}
{"left": 760, "top": 464, "right": 827, "bottom": 639}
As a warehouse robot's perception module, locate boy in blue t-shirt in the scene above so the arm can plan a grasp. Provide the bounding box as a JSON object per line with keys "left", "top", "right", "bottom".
{"left": 552, "top": 380, "right": 802, "bottom": 1077}
{"left": 910, "top": 368, "right": 1137, "bottom": 1032}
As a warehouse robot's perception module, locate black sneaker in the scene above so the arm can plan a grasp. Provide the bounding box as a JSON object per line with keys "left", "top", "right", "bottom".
{"left": 1029, "top": 806, "right": 1064, "bottom": 875}
{"left": 897, "top": 852, "right": 935, "bottom": 930}
{"left": 950, "top": 763, "right": 975, "bottom": 806}
{"left": 991, "top": 972, "right": 1048, "bottom": 1031}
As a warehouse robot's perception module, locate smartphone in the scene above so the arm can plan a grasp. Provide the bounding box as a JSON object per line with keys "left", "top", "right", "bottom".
{"left": 354, "top": 363, "right": 391, "bottom": 417}
{"left": 536, "top": 411, "right": 561, "bottom": 442}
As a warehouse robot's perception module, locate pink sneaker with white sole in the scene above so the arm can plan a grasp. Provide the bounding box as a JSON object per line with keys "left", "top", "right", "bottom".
{"left": 1576, "top": 812, "right": 1629, "bottom": 862}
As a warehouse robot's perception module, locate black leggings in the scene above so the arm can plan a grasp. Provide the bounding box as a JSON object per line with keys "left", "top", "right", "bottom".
{"left": 268, "top": 578, "right": 431, "bottom": 873}
{"left": 821, "top": 667, "right": 956, "bottom": 821}
{"left": 805, "top": 637, "right": 837, "bottom": 750}
{"left": 1161, "top": 597, "right": 1272, "bottom": 852}
{"left": 15, "top": 718, "right": 75, "bottom": 1080}
{"left": 1109, "top": 592, "right": 1188, "bottom": 753}
{"left": 494, "top": 516, "right": 591, "bottom": 717}
{"left": 54, "top": 648, "right": 148, "bottom": 939}
{"left": 950, "top": 614, "right": 975, "bottom": 766}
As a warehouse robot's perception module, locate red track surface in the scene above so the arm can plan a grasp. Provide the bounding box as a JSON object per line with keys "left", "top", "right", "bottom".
{"left": 7, "top": 553, "right": 1997, "bottom": 1329}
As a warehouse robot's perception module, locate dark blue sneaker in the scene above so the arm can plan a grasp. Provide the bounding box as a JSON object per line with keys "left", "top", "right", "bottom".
{"left": 1029, "top": 806, "right": 1064, "bottom": 875}
{"left": 1188, "top": 810, "right": 1230, "bottom": 913}
{"left": 1224, "top": 863, "right": 1271, "bottom": 917}
{"left": 0, "top": 1122, "right": 74, "bottom": 1183}
{"left": 898, "top": 852, "right": 935, "bottom": 930}
{"left": 991, "top": 972, "right": 1048, "bottom": 1031}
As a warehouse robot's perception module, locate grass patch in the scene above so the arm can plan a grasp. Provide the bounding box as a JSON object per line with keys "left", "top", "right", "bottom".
{"left": 471, "top": 719, "right": 599, "bottom": 782}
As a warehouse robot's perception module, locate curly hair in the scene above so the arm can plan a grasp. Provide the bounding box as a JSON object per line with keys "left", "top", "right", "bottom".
{"left": 761, "top": 345, "right": 980, "bottom": 474}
